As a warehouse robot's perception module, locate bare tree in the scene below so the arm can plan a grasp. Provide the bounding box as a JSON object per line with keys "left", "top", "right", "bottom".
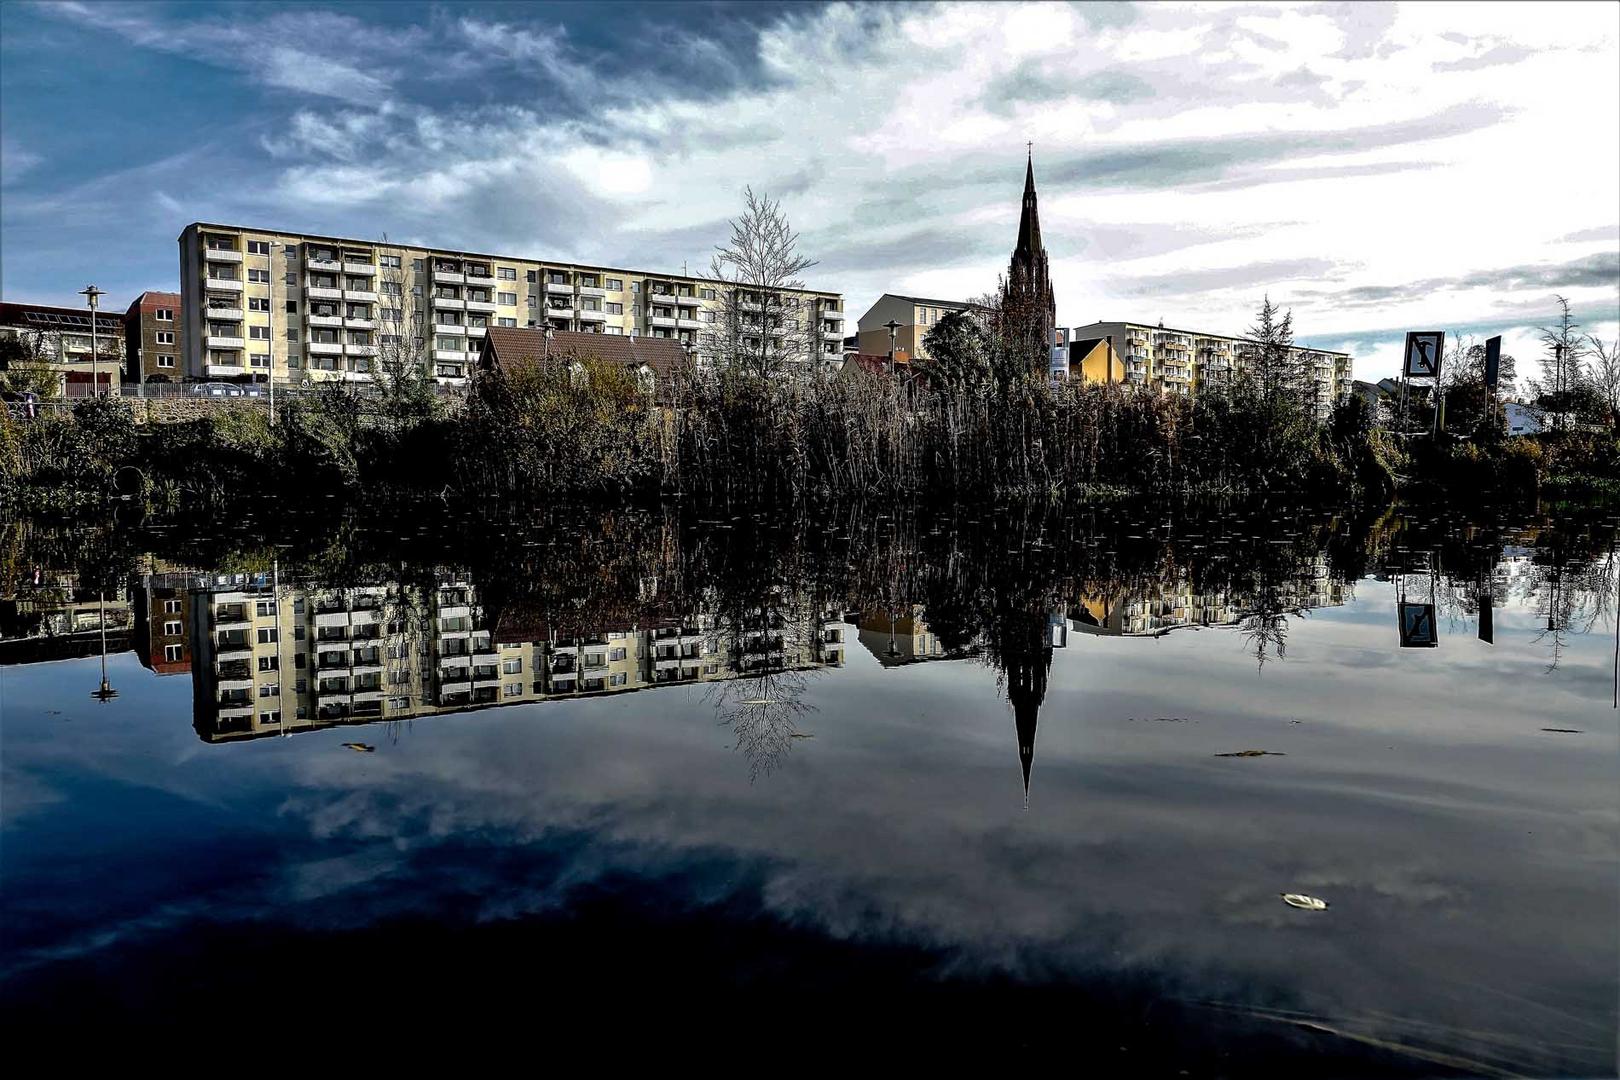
{"left": 1586, "top": 334, "right": 1619, "bottom": 428}
{"left": 1536, "top": 295, "right": 1587, "bottom": 431}
{"left": 700, "top": 187, "right": 818, "bottom": 380}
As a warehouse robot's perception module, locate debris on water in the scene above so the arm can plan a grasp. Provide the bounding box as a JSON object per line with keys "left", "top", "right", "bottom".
{"left": 1541, "top": 728, "right": 1582, "bottom": 734}
{"left": 789, "top": 732, "right": 814, "bottom": 740}
{"left": 341, "top": 742, "right": 375, "bottom": 753}
{"left": 1288, "top": 719, "right": 1303, "bottom": 725}
{"left": 1215, "top": 749, "right": 1286, "bottom": 757}
{"left": 1281, "top": 893, "right": 1329, "bottom": 911}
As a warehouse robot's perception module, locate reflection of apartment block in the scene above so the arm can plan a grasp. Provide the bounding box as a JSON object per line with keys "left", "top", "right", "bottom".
{"left": 0, "top": 576, "right": 133, "bottom": 664}
{"left": 1070, "top": 319, "right": 1352, "bottom": 417}
{"left": 1074, "top": 561, "right": 1347, "bottom": 637}
{"left": 133, "top": 575, "right": 191, "bottom": 675}
{"left": 179, "top": 222, "right": 844, "bottom": 386}
{"left": 192, "top": 578, "right": 846, "bottom": 742}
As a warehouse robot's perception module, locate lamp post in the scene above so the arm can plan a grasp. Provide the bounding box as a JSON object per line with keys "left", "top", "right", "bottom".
{"left": 80, "top": 284, "right": 105, "bottom": 397}
{"left": 91, "top": 590, "right": 118, "bottom": 702}
{"left": 884, "top": 319, "right": 901, "bottom": 375}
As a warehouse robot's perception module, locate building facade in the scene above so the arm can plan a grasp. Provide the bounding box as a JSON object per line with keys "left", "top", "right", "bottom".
{"left": 1068, "top": 319, "right": 1353, "bottom": 418}
{"left": 178, "top": 223, "right": 845, "bottom": 386}
{"left": 854, "top": 293, "right": 989, "bottom": 362}
{"left": 122, "top": 291, "right": 182, "bottom": 383}
{"left": 0, "top": 300, "right": 126, "bottom": 394}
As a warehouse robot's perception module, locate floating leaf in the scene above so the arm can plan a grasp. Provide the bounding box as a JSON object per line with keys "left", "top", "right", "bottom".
{"left": 341, "top": 742, "right": 375, "bottom": 753}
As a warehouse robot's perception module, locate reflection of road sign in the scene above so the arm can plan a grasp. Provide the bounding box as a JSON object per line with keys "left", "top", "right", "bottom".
{"left": 1403, "top": 331, "right": 1444, "bottom": 378}
{"left": 1484, "top": 336, "right": 1501, "bottom": 388}
{"left": 1477, "top": 594, "right": 1493, "bottom": 645}
{"left": 1398, "top": 602, "right": 1438, "bottom": 648}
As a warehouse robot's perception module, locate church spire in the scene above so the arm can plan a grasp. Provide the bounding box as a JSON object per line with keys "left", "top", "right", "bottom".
{"left": 999, "top": 147, "right": 1058, "bottom": 372}
{"left": 1017, "top": 147, "right": 1042, "bottom": 258}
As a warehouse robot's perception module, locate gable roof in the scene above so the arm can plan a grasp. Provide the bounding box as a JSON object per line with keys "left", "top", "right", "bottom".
{"left": 889, "top": 293, "right": 991, "bottom": 311}
{"left": 481, "top": 327, "right": 686, "bottom": 381}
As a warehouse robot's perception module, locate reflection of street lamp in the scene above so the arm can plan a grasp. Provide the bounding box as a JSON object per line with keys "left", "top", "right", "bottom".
{"left": 91, "top": 590, "right": 118, "bottom": 702}
{"left": 884, "top": 319, "right": 901, "bottom": 375}
{"left": 80, "top": 284, "right": 105, "bottom": 396}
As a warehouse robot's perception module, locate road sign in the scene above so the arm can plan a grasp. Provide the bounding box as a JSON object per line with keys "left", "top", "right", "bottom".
{"left": 1403, "top": 331, "right": 1444, "bottom": 378}
{"left": 1484, "top": 336, "right": 1501, "bottom": 388}
{"left": 1398, "top": 601, "right": 1438, "bottom": 648}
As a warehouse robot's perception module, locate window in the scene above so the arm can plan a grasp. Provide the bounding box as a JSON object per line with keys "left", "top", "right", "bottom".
{"left": 250, "top": 354, "right": 269, "bottom": 368}
{"left": 255, "top": 599, "right": 275, "bottom": 616}
{"left": 155, "top": 331, "right": 175, "bottom": 344}
{"left": 607, "top": 302, "right": 622, "bottom": 315}
{"left": 606, "top": 278, "right": 623, "bottom": 291}
{"left": 609, "top": 647, "right": 627, "bottom": 661}
{"left": 256, "top": 627, "right": 277, "bottom": 644}
{"left": 526, "top": 270, "right": 537, "bottom": 283}
{"left": 164, "top": 644, "right": 183, "bottom": 662}
{"left": 259, "top": 711, "right": 281, "bottom": 725}
{"left": 701, "top": 288, "right": 716, "bottom": 300}
{"left": 285, "top": 272, "right": 297, "bottom": 286}
{"left": 497, "top": 317, "right": 516, "bottom": 327}
{"left": 700, "top": 310, "right": 715, "bottom": 323}
{"left": 380, "top": 254, "right": 401, "bottom": 269}
{"left": 164, "top": 599, "right": 182, "bottom": 614}
{"left": 287, "top": 328, "right": 299, "bottom": 342}
{"left": 389, "top": 696, "right": 411, "bottom": 710}
{"left": 163, "top": 620, "right": 182, "bottom": 635}
{"left": 258, "top": 655, "right": 279, "bottom": 671}
{"left": 245, "top": 297, "right": 267, "bottom": 312}
{"left": 258, "top": 683, "right": 279, "bottom": 698}
{"left": 284, "top": 300, "right": 297, "bottom": 314}
{"left": 412, "top": 259, "right": 425, "bottom": 272}
{"left": 604, "top": 326, "right": 623, "bottom": 335}
{"left": 381, "top": 281, "right": 402, "bottom": 296}
{"left": 155, "top": 308, "right": 174, "bottom": 321}
{"left": 294, "top": 625, "right": 305, "bottom": 640}
{"left": 498, "top": 267, "right": 516, "bottom": 280}
{"left": 609, "top": 673, "right": 627, "bottom": 687}
{"left": 504, "top": 682, "right": 524, "bottom": 698}
{"left": 498, "top": 292, "right": 516, "bottom": 306}
{"left": 502, "top": 658, "right": 521, "bottom": 674}
{"left": 247, "top": 240, "right": 270, "bottom": 255}
{"left": 249, "top": 325, "right": 270, "bottom": 340}
{"left": 248, "top": 268, "right": 269, "bottom": 283}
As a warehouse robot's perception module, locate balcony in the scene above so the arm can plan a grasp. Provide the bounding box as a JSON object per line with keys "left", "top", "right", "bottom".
{"left": 545, "top": 307, "right": 574, "bottom": 320}
{"left": 438, "top": 604, "right": 470, "bottom": 619}
{"left": 675, "top": 294, "right": 701, "bottom": 308}
{"left": 205, "top": 248, "right": 244, "bottom": 264}
{"left": 432, "top": 296, "right": 466, "bottom": 311}
{"left": 315, "top": 610, "right": 351, "bottom": 628}
{"left": 308, "top": 341, "right": 343, "bottom": 357}
{"left": 205, "top": 277, "right": 244, "bottom": 293}
{"left": 577, "top": 285, "right": 605, "bottom": 298}
{"left": 205, "top": 306, "right": 243, "bottom": 320}
{"left": 577, "top": 309, "right": 607, "bottom": 323}
{"left": 433, "top": 348, "right": 466, "bottom": 362}
{"left": 821, "top": 308, "right": 844, "bottom": 322}
{"left": 344, "top": 262, "right": 375, "bottom": 276}
{"left": 306, "top": 256, "right": 341, "bottom": 272}
{"left": 465, "top": 325, "right": 486, "bottom": 338}
{"left": 205, "top": 363, "right": 245, "bottom": 377}
{"left": 433, "top": 271, "right": 465, "bottom": 285}
{"left": 305, "top": 284, "right": 343, "bottom": 300}
{"left": 464, "top": 298, "right": 498, "bottom": 314}
{"left": 206, "top": 335, "right": 245, "bottom": 349}
{"left": 345, "top": 288, "right": 378, "bottom": 303}
{"left": 346, "top": 343, "right": 378, "bottom": 357}
{"left": 822, "top": 329, "right": 842, "bottom": 340}
{"left": 544, "top": 281, "right": 572, "bottom": 295}
{"left": 434, "top": 323, "right": 466, "bottom": 336}
{"left": 307, "top": 313, "right": 343, "bottom": 328}
{"left": 677, "top": 318, "right": 703, "bottom": 330}
{"left": 649, "top": 315, "right": 677, "bottom": 328}
{"left": 344, "top": 317, "right": 375, "bottom": 330}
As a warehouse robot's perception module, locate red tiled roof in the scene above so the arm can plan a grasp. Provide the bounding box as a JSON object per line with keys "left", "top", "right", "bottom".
{"left": 481, "top": 327, "right": 687, "bottom": 382}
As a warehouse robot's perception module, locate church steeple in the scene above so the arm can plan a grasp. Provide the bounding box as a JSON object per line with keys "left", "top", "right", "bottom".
{"left": 999, "top": 148, "right": 1058, "bottom": 371}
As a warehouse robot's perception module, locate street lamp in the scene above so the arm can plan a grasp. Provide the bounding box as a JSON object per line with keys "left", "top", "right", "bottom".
{"left": 884, "top": 319, "right": 901, "bottom": 375}
{"left": 80, "top": 284, "right": 105, "bottom": 397}
{"left": 91, "top": 590, "right": 118, "bottom": 702}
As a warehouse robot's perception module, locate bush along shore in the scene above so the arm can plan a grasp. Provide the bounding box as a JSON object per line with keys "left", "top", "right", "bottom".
{"left": 3, "top": 329, "right": 1615, "bottom": 516}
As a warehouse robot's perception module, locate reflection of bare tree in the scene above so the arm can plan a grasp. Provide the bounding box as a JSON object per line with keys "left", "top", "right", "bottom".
{"left": 708, "top": 667, "right": 818, "bottom": 782}
{"left": 1237, "top": 607, "right": 1290, "bottom": 670}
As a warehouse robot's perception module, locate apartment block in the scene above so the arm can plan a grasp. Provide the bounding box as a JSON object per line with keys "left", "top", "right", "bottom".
{"left": 1070, "top": 320, "right": 1353, "bottom": 418}
{"left": 188, "top": 573, "right": 846, "bottom": 743}
{"left": 179, "top": 223, "right": 846, "bottom": 386}
{"left": 122, "top": 291, "right": 183, "bottom": 383}
{"left": 855, "top": 293, "right": 990, "bottom": 362}
{"left": 0, "top": 300, "right": 126, "bottom": 393}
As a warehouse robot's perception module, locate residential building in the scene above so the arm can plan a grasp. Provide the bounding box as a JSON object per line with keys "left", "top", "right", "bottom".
{"left": 178, "top": 223, "right": 845, "bottom": 387}
{"left": 854, "top": 293, "right": 990, "bottom": 362}
{"left": 122, "top": 291, "right": 183, "bottom": 383}
{"left": 1069, "top": 319, "right": 1353, "bottom": 418}
{"left": 479, "top": 326, "right": 686, "bottom": 397}
{"left": 857, "top": 606, "right": 977, "bottom": 666}
{"left": 0, "top": 299, "right": 126, "bottom": 394}
{"left": 1050, "top": 330, "right": 1124, "bottom": 384}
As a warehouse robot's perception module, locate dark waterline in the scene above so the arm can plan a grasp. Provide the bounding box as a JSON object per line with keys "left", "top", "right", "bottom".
{"left": 2, "top": 502, "right": 1616, "bottom": 1072}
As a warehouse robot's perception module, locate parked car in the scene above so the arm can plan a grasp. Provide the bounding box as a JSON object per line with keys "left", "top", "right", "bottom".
{"left": 189, "top": 382, "right": 245, "bottom": 397}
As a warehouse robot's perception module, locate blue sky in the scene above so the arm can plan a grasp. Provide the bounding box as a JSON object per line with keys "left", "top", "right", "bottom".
{"left": 2, "top": 0, "right": 1617, "bottom": 381}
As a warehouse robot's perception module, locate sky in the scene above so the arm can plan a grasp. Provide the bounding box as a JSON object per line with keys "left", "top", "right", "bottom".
{"left": 1, "top": 0, "right": 1617, "bottom": 383}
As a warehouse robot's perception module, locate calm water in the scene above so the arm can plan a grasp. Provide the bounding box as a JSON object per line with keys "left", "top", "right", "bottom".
{"left": 2, "top": 504, "right": 1616, "bottom": 1072}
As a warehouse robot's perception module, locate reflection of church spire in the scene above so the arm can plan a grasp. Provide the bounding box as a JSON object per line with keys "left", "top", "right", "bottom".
{"left": 1004, "top": 645, "right": 1051, "bottom": 809}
